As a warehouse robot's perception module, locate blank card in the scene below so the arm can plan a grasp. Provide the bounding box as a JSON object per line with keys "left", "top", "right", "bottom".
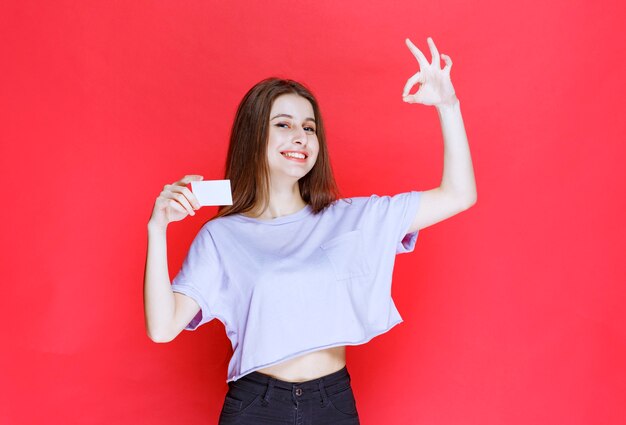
{"left": 190, "top": 179, "right": 233, "bottom": 206}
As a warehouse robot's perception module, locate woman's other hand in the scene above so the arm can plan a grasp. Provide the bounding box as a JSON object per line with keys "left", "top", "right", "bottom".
{"left": 402, "top": 36, "right": 458, "bottom": 107}
{"left": 149, "top": 175, "right": 203, "bottom": 228}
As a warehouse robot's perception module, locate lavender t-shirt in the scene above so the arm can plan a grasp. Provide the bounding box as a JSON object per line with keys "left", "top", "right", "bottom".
{"left": 170, "top": 191, "right": 422, "bottom": 383}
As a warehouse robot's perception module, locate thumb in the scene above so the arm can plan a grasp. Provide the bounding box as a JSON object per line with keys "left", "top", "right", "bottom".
{"left": 181, "top": 174, "right": 204, "bottom": 185}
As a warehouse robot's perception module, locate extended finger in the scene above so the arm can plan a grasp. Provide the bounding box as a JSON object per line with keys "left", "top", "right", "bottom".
{"left": 427, "top": 37, "right": 441, "bottom": 68}
{"left": 441, "top": 53, "right": 453, "bottom": 73}
{"left": 402, "top": 72, "right": 423, "bottom": 97}
{"left": 405, "top": 38, "right": 429, "bottom": 69}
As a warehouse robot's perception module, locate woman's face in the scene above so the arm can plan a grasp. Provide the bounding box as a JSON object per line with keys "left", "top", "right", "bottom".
{"left": 266, "top": 93, "right": 319, "bottom": 183}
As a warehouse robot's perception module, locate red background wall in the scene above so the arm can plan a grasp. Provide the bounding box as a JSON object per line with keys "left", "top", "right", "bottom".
{"left": 1, "top": 1, "right": 624, "bottom": 424}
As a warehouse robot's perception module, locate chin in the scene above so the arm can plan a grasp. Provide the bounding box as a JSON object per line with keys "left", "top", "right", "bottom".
{"left": 285, "top": 170, "right": 313, "bottom": 182}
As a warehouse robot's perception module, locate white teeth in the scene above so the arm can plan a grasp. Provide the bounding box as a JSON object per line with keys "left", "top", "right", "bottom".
{"left": 282, "top": 152, "right": 306, "bottom": 159}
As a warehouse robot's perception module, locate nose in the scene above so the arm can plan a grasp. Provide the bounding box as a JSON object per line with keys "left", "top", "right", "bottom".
{"left": 292, "top": 126, "right": 308, "bottom": 145}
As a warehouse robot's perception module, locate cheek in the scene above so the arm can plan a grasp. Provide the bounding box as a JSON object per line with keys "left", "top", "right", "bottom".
{"left": 312, "top": 142, "right": 321, "bottom": 158}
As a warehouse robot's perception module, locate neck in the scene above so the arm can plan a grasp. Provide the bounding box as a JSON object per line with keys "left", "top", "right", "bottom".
{"left": 246, "top": 180, "right": 306, "bottom": 220}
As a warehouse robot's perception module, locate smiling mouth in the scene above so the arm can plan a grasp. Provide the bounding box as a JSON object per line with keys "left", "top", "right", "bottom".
{"left": 280, "top": 151, "right": 308, "bottom": 160}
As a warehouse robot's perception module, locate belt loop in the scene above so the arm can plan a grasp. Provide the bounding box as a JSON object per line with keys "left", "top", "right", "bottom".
{"left": 318, "top": 379, "right": 329, "bottom": 407}
{"left": 262, "top": 377, "right": 275, "bottom": 406}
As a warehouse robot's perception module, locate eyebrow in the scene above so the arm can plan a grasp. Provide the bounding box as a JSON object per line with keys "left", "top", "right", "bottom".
{"left": 270, "top": 114, "right": 316, "bottom": 124}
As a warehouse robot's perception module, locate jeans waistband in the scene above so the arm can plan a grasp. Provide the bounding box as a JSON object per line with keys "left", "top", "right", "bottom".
{"left": 229, "top": 365, "right": 351, "bottom": 403}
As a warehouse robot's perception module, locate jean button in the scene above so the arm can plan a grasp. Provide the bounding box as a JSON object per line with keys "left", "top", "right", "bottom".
{"left": 295, "top": 388, "right": 303, "bottom": 396}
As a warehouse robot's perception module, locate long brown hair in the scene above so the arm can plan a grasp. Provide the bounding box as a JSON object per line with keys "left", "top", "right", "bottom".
{"left": 209, "top": 77, "right": 344, "bottom": 222}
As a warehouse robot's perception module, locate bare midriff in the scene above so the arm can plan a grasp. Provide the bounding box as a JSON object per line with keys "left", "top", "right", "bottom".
{"left": 255, "top": 346, "right": 346, "bottom": 382}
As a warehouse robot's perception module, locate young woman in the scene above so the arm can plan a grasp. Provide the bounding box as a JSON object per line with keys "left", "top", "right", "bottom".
{"left": 144, "top": 36, "right": 476, "bottom": 424}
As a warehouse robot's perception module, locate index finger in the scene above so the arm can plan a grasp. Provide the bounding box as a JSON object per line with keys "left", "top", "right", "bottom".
{"left": 405, "top": 38, "right": 429, "bottom": 69}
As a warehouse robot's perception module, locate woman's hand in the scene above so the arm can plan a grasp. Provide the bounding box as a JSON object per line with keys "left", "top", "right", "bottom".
{"left": 402, "top": 36, "right": 458, "bottom": 107}
{"left": 149, "top": 175, "right": 203, "bottom": 228}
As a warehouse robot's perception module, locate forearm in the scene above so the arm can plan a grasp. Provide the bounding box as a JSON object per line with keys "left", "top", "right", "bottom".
{"left": 143, "top": 221, "right": 176, "bottom": 342}
{"left": 436, "top": 98, "right": 477, "bottom": 205}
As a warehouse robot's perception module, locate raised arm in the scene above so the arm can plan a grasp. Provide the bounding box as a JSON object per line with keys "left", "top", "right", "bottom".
{"left": 144, "top": 175, "right": 204, "bottom": 342}
{"left": 402, "top": 37, "right": 477, "bottom": 233}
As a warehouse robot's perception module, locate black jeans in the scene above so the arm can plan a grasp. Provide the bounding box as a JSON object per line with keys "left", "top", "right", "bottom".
{"left": 218, "top": 365, "right": 360, "bottom": 425}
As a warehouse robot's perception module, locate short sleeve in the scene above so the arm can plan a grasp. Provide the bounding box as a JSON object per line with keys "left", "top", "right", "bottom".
{"left": 364, "top": 191, "right": 422, "bottom": 255}
{"left": 170, "top": 225, "right": 226, "bottom": 330}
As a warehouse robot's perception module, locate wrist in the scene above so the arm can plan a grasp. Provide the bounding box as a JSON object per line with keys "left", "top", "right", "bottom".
{"left": 436, "top": 95, "right": 460, "bottom": 110}
{"left": 436, "top": 96, "right": 461, "bottom": 115}
{"left": 148, "top": 219, "right": 168, "bottom": 233}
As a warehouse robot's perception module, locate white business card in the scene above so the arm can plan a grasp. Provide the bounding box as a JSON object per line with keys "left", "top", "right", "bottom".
{"left": 190, "top": 179, "right": 233, "bottom": 206}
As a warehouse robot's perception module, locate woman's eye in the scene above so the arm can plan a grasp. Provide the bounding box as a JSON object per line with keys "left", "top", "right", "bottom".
{"left": 275, "top": 122, "right": 315, "bottom": 133}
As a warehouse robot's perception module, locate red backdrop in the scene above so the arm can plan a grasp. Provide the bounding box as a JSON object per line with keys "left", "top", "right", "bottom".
{"left": 1, "top": 0, "right": 625, "bottom": 424}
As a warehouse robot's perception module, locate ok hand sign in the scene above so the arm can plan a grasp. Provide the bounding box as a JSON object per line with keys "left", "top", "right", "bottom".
{"left": 402, "top": 37, "right": 458, "bottom": 107}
